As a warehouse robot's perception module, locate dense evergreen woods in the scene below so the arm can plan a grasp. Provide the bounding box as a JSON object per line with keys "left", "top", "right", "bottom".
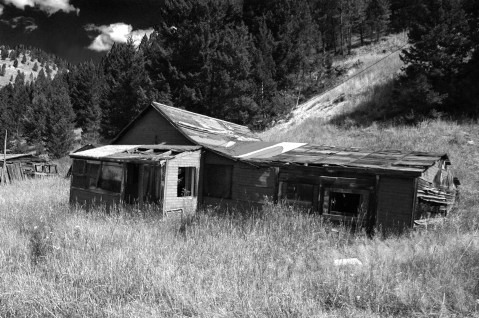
{"left": 0, "top": 0, "right": 478, "bottom": 158}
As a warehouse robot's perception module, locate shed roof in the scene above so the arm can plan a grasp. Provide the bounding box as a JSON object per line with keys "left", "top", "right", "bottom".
{"left": 1, "top": 152, "right": 37, "bottom": 161}
{"left": 70, "top": 145, "right": 201, "bottom": 162}
{"left": 236, "top": 143, "right": 449, "bottom": 176}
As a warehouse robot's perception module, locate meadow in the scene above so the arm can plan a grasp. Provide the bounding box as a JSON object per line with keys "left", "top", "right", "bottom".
{"left": 0, "top": 119, "right": 478, "bottom": 317}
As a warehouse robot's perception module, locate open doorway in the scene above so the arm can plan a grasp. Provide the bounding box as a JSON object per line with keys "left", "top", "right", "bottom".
{"left": 125, "top": 163, "right": 140, "bottom": 204}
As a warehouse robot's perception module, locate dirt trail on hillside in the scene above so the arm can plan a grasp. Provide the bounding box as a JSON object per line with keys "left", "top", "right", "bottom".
{"left": 264, "top": 42, "right": 407, "bottom": 137}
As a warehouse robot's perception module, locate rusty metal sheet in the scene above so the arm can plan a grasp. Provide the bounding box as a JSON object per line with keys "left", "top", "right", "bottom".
{"left": 154, "top": 102, "right": 260, "bottom": 143}
{"left": 393, "top": 160, "right": 436, "bottom": 167}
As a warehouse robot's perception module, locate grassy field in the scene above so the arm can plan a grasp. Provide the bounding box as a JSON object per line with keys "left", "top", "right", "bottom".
{"left": 0, "top": 120, "right": 478, "bottom": 317}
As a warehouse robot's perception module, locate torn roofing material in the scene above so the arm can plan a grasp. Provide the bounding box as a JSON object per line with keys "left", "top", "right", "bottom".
{"left": 237, "top": 143, "right": 449, "bottom": 175}
{"left": 1, "top": 152, "right": 37, "bottom": 161}
{"left": 152, "top": 102, "right": 261, "bottom": 147}
{"left": 70, "top": 145, "right": 201, "bottom": 161}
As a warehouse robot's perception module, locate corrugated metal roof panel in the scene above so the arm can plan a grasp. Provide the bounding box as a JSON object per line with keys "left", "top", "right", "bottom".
{"left": 153, "top": 103, "right": 261, "bottom": 149}
{"left": 239, "top": 143, "right": 447, "bottom": 174}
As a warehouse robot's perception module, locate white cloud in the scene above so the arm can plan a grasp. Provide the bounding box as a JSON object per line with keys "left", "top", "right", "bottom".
{"left": 0, "top": 4, "right": 4, "bottom": 16}
{"left": 2, "top": 0, "right": 79, "bottom": 15}
{"left": 1, "top": 15, "right": 38, "bottom": 32}
{"left": 85, "top": 23, "right": 154, "bottom": 52}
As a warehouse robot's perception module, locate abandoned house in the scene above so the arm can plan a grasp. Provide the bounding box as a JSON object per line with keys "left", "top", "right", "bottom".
{"left": 0, "top": 152, "right": 57, "bottom": 183}
{"left": 69, "top": 102, "right": 458, "bottom": 232}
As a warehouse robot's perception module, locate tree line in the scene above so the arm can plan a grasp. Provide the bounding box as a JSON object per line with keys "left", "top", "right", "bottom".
{"left": 0, "top": 0, "right": 477, "bottom": 158}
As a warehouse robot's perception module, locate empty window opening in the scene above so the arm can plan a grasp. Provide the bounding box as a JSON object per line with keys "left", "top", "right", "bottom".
{"left": 323, "top": 188, "right": 369, "bottom": 218}
{"left": 71, "top": 160, "right": 122, "bottom": 193}
{"left": 285, "top": 183, "right": 314, "bottom": 203}
{"left": 71, "top": 160, "right": 100, "bottom": 189}
{"left": 177, "top": 167, "right": 197, "bottom": 197}
{"left": 329, "top": 192, "right": 361, "bottom": 216}
{"left": 98, "top": 163, "right": 122, "bottom": 193}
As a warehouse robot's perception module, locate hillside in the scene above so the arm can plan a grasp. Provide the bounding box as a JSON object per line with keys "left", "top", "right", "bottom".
{"left": 0, "top": 47, "right": 61, "bottom": 86}
{"left": 262, "top": 33, "right": 408, "bottom": 140}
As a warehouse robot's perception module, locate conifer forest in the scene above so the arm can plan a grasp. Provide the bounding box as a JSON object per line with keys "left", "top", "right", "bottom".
{"left": 0, "top": 0, "right": 478, "bottom": 157}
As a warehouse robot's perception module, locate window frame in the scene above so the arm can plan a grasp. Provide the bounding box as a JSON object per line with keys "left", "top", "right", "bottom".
{"left": 322, "top": 187, "right": 370, "bottom": 219}
{"left": 97, "top": 162, "right": 123, "bottom": 193}
{"left": 280, "top": 181, "right": 315, "bottom": 208}
{"left": 177, "top": 166, "right": 197, "bottom": 197}
{"left": 71, "top": 159, "right": 123, "bottom": 194}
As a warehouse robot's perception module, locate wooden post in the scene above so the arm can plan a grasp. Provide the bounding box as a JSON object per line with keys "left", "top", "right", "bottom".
{"left": 1, "top": 130, "right": 6, "bottom": 185}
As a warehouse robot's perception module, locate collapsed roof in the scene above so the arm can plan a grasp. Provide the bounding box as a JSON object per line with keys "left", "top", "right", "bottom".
{"left": 70, "top": 145, "right": 201, "bottom": 162}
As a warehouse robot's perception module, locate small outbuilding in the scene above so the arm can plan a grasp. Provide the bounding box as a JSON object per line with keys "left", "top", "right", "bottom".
{"left": 69, "top": 145, "right": 201, "bottom": 214}
{"left": 0, "top": 152, "right": 57, "bottom": 183}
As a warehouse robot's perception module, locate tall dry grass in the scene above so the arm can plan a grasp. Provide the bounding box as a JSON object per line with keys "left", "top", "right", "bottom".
{"left": 1, "top": 119, "right": 479, "bottom": 317}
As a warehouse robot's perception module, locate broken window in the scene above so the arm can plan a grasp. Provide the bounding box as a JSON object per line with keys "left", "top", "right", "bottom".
{"left": 86, "top": 162, "right": 101, "bottom": 189}
{"left": 204, "top": 164, "right": 232, "bottom": 199}
{"left": 177, "top": 167, "right": 197, "bottom": 197}
{"left": 98, "top": 163, "right": 122, "bottom": 193}
{"left": 71, "top": 159, "right": 89, "bottom": 188}
{"left": 72, "top": 160, "right": 85, "bottom": 175}
{"left": 71, "top": 160, "right": 120, "bottom": 193}
{"left": 323, "top": 189, "right": 369, "bottom": 217}
{"left": 284, "top": 183, "right": 314, "bottom": 203}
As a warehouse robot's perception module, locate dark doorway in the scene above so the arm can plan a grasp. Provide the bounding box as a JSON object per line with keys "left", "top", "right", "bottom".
{"left": 125, "top": 163, "right": 140, "bottom": 204}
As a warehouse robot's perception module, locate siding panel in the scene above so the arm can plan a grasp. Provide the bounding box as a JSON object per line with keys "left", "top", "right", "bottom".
{"left": 376, "top": 176, "right": 415, "bottom": 233}
{"left": 114, "top": 108, "right": 193, "bottom": 145}
{"left": 163, "top": 151, "right": 201, "bottom": 214}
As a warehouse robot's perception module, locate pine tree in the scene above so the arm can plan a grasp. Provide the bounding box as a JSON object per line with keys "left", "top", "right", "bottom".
{"left": 21, "top": 54, "right": 27, "bottom": 64}
{"left": 67, "top": 61, "right": 102, "bottom": 142}
{"left": 394, "top": 0, "right": 473, "bottom": 115}
{"left": 100, "top": 39, "right": 154, "bottom": 139}
{"left": 44, "top": 73, "right": 75, "bottom": 158}
{"left": 251, "top": 18, "right": 278, "bottom": 123}
{"left": 13, "top": 59, "right": 18, "bottom": 68}
{"left": 1, "top": 48, "right": 8, "bottom": 60}
{"left": 0, "top": 64, "right": 5, "bottom": 76}
{"left": 32, "top": 62, "right": 38, "bottom": 72}
{"left": 146, "top": 0, "right": 260, "bottom": 124}
{"left": 6, "top": 73, "right": 31, "bottom": 139}
{"left": 366, "top": 0, "right": 391, "bottom": 42}
{"left": 45, "top": 64, "right": 52, "bottom": 78}
{"left": 23, "top": 70, "right": 49, "bottom": 145}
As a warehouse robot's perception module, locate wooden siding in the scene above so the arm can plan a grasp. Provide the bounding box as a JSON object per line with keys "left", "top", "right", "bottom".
{"left": 69, "top": 188, "right": 121, "bottom": 209}
{"left": 376, "top": 176, "right": 416, "bottom": 233}
{"left": 163, "top": 151, "right": 201, "bottom": 213}
{"left": 113, "top": 108, "right": 193, "bottom": 145}
{"left": 202, "top": 151, "right": 276, "bottom": 207}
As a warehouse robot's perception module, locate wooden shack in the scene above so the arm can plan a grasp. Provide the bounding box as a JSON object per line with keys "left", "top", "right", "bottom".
{"left": 69, "top": 145, "right": 201, "bottom": 214}
{"left": 0, "top": 152, "right": 54, "bottom": 183}
{"left": 233, "top": 143, "right": 457, "bottom": 232}
{"left": 70, "top": 102, "right": 458, "bottom": 232}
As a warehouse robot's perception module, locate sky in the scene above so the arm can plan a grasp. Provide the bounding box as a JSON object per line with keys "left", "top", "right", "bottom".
{"left": 0, "top": 0, "right": 162, "bottom": 64}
